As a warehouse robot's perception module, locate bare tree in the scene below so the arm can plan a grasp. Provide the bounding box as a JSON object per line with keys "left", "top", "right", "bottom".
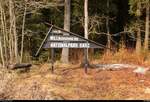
{"left": 20, "top": 2, "right": 27, "bottom": 63}
{"left": 0, "top": 37, "right": 4, "bottom": 67}
{"left": 136, "top": 26, "right": 142, "bottom": 54}
{"left": 144, "top": 1, "right": 149, "bottom": 51}
{"left": 106, "top": 0, "right": 111, "bottom": 52}
{"left": 0, "top": 0, "right": 20, "bottom": 66}
{"left": 135, "top": 1, "right": 142, "bottom": 54}
{"left": 84, "top": 0, "right": 88, "bottom": 40}
{"left": 9, "top": 0, "right": 19, "bottom": 63}
{"left": 0, "top": 1, "right": 6, "bottom": 67}
{"left": 83, "top": 0, "right": 89, "bottom": 69}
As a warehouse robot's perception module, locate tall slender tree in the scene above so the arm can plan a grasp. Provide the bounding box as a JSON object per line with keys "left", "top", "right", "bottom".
{"left": 144, "top": 0, "right": 150, "bottom": 51}
{"left": 20, "top": 2, "right": 27, "bottom": 63}
{"left": 84, "top": 0, "right": 88, "bottom": 40}
{"left": 61, "top": 0, "right": 71, "bottom": 64}
{"left": 83, "top": 0, "right": 89, "bottom": 69}
{"left": 129, "top": 0, "right": 142, "bottom": 54}
{"left": 106, "top": 0, "right": 111, "bottom": 51}
{"left": 0, "top": 37, "right": 4, "bottom": 67}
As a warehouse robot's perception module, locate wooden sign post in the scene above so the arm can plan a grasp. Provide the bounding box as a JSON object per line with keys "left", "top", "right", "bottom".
{"left": 84, "top": 48, "right": 88, "bottom": 73}
{"left": 51, "top": 48, "right": 54, "bottom": 73}
{"left": 35, "top": 23, "right": 113, "bottom": 74}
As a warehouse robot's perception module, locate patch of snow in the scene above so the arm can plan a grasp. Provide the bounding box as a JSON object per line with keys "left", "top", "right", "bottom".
{"left": 95, "top": 64, "right": 149, "bottom": 71}
{"left": 133, "top": 67, "right": 149, "bottom": 75}
{"left": 144, "top": 88, "right": 150, "bottom": 94}
{"left": 139, "top": 80, "right": 145, "bottom": 83}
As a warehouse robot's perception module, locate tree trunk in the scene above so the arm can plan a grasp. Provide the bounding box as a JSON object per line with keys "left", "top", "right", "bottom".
{"left": 20, "top": 4, "right": 27, "bottom": 63}
{"left": 0, "top": 3, "right": 5, "bottom": 66}
{"left": 136, "top": 2, "right": 142, "bottom": 54}
{"left": 0, "top": 37, "right": 5, "bottom": 67}
{"left": 144, "top": 3, "right": 149, "bottom": 51}
{"left": 84, "top": 0, "right": 88, "bottom": 40}
{"left": 136, "top": 27, "right": 141, "bottom": 54}
{"left": 106, "top": 0, "right": 111, "bottom": 52}
{"left": 61, "top": 0, "right": 71, "bottom": 64}
{"left": 9, "top": 0, "right": 19, "bottom": 63}
{"left": 9, "top": 0, "right": 13, "bottom": 63}
{"left": 81, "top": 0, "right": 89, "bottom": 68}
{"left": 12, "top": 3, "right": 19, "bottom": 63}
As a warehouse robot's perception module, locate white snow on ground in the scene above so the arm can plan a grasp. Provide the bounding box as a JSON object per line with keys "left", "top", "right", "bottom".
{"left": 95, "top": 64, "right": 149, "bottom": 71}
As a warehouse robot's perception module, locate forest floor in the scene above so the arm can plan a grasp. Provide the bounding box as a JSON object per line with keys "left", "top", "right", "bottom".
{"left": 0, "top": 61, "right": 150, "bottom": 100}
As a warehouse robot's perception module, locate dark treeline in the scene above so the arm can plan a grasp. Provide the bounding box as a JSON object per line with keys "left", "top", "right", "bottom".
{"left": 0, "top": 0, "right": 149, "bottom": 66}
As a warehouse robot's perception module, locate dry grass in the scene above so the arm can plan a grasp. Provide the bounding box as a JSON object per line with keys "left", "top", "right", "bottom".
{"left": 98, "top": 48, "right": 150, "bottom": 66}
{"left": 0, "top": 68, "right": 17, "bottom": 99}
{"left": 0, "top": 49, "right": 150, "bottom": 100}
{"left": 51, "top": 67, "right": 150, "bottom": 100}
{"left": 0, "top": 62, "right": 149, "bottom": 100}
{"left": 0, "top": 66, "right": 64, "bottom": 100}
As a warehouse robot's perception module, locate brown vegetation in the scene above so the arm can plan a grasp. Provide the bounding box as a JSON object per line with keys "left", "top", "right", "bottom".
{"left": 0, "top": 50, "right": 150, "bottom": 100}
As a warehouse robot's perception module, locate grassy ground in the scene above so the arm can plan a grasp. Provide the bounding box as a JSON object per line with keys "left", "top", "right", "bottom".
{"left": 0, "top": 49, "right": 150, "bottom": 100}
{"left": 0, "top": 63, "right": 150, "bottom": 100}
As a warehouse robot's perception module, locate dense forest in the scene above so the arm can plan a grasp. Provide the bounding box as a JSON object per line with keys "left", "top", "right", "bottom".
{"left": 0, "top": 0, "right": 149, "bottom": 67}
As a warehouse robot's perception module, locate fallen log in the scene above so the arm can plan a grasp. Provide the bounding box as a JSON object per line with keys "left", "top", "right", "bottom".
{"left": 7, "top": 63, "right": 32, "bottom": 70}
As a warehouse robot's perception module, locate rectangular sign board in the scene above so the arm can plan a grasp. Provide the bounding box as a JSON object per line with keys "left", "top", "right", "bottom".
{"left": 36, "top": 25, "right": 108, "bottom": 57}
{"left": 43, "top": 33, "right": 103, "bottom": 48}
{"left": 48, "top": 35, "right": 86, "bottom": 42}
{"left": 43, "top": 42, "right": 90, "bottom": 48}
{"left": 35, "top": 24, "right": 113, "bottom": 74}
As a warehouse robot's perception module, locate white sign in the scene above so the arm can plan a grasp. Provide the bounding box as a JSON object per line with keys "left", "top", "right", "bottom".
{"left": 48, "top": 42, "right": 90, "bottom": 48}
{"left": 49, "top": 36, "right": 79, "bottom": 41}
